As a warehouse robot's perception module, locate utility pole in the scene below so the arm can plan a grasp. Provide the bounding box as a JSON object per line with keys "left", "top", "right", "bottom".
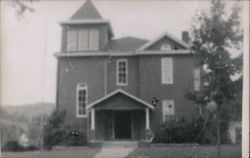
{"left": 39, "top": 114, "right": 44, "bottom": 151}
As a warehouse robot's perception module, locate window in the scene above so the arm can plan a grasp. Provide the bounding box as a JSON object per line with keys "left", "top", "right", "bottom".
{"left": 76, "top": 83, "right": 87, "bottom": 117}
{"left": 67, "top": 30, "right": 77, "bottom": 51}
{"left": 67, "top": 29, "right": 99, "bottom": 51}
{"left": 89, "top": 29, "right": 99, "bottom": 50}
{"left": 161, "top": 44, "right": 171, "bottom": 50}
{"left": 117, "top": 59, "right": 128, "bottom": 86}
{"left": 78, "top": 30, "right": 88, "bottom": 51}
{"left": 162, "top": 100, "right": 174, "bottom": 122}
{"left": 194, "top": 68, "right": 201, "bottom": 91}
{"left": 161, "top": 58, "right": 173, "bottom": 84}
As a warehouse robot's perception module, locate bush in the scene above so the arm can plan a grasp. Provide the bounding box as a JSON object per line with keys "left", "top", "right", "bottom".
{"left": 25, "top": 145, "right": 38, "bottom": 151}
{"left": 60, "top": 127, "right": 87, "bottom": 146}
{"left": 152, "top": 116, "right": 217, "bottom": 144}
{"left": 2, "top": 141, "right": 39, "bottom": 152}
{"left": 43, "top": 110, "right": 66, "bottom": 149}
{"left": 43, "top": 110, "right": 87, "bottom": 149}
{"left": 2, "top": 141, "right": 25, "bottom": 152}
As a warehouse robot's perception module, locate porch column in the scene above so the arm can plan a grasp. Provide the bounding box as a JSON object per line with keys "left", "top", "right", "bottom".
{"left": 91, "top": 108, "right": 95, "bottom": 130}
{"left": 145, "top": 108, "right": 150, "bottom": 130}
{"left": 145, "top": 108, "right": 153, "bottom": 141}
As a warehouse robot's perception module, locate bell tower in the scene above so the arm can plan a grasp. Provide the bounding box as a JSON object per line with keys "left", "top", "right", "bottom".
{"left": 60, "top": 0, "right": 113, "bottom": 52}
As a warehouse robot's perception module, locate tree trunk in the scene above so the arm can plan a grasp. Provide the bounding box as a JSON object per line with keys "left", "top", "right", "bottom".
{"left": 216, "top": 110, "right": 221, "bottom": 158}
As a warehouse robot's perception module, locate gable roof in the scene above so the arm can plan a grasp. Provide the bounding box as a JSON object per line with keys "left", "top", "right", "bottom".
{"left": 138, "top": 32, "right": 189, "bottom": 51}
{"left": 86, "top": 89, "right": 154, "bottom": 110}
{"left": 106, "top": 36, "right": 148, "bottom": 52}
{"left": 70, "top": 0, "right": 102, "bottom": 20}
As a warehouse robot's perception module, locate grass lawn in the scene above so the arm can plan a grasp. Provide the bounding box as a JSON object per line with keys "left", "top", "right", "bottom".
{"left": 2, "top": 145, "right": 241, "bottom": 158}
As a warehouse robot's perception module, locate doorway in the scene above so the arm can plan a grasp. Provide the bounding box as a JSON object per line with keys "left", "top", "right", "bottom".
{"left": 114, "top": 111, "right": 132, "bottom": 139}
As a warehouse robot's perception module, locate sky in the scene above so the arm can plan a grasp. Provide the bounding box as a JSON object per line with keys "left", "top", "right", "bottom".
{"left": 0, "top": 0, "right": 243, "bottom": 106}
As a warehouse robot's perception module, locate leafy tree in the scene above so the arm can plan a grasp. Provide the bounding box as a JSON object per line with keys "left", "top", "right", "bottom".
{"left": 8, "top": 0, "right": 37, "bottom": 18}
{"left": 189, "top": 0, "right": 242, "bottom": 157}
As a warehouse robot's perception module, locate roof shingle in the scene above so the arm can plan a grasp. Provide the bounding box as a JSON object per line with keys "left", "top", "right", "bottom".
{"left": 70, "top": 0, "right": 102, "bottom": 20}
{"left": 106, "top": 37, "right": 148, "bottom": 52}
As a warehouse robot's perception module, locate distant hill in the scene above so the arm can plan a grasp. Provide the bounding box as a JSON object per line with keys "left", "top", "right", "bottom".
{"left": 2, "top": 103, "right": 55, "bottom": 121}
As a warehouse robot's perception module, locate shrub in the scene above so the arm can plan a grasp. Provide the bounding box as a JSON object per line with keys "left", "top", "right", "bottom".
{"left": 152, "top": 116, "right": 216, "bottom": 144}
{"left": 60, "top": 127, "right": 87, "bottom": 146}
{"left": 43, "top": 110, "right": 66, "bottom": 149}
{"left": 2, "top": 141, "right": 25, "bottom": 152}
{"left": 25, "top": 145, "right": 38, "bottom": 151}
{"left": 43, "top": 110, "right": 87, "bottom": 149}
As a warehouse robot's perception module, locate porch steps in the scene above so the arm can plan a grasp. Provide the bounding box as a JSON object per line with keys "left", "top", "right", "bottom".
{"left": 91, "top": 141, "right": 138, "bottom": 148}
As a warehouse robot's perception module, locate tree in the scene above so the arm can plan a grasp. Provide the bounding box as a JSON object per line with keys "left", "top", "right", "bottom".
{"left": 189, "top": 0, "right": 242, "bottom": 157}
{"left": 8, "top": 0, "right": 37, "bottom": 18}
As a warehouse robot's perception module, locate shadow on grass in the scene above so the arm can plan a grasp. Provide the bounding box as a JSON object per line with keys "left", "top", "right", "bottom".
{"left": 2, "top": 146, "right": 102, "bottom": 158}
{"left": 126, "top": 144, "right": 241, "bottom": 158}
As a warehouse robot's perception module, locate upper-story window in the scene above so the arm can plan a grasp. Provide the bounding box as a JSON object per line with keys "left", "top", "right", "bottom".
{"left": 67, "top": 29, "right": 99, "bottom": 51}
{"left": 161, "top": 57, "right": 173, "bottom": 84}
{"left": 161, "top": 44, "right": 171, "bottom": 50}
{"left": 162, "top": 100, "right": 175, "bottom": 122}
{"left": 76, "top": 83, "right": 87, "bottom": 117}
{"left": 194, "top": 68, "right": 201, "bottom": 91}
{"left": 117, "top": 59, "right": 128, "bottom": 86}
{"left": 67, "top": 30, "right": 78, "bottom": 51}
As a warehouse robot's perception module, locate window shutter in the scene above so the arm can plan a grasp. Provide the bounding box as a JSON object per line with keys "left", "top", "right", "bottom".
{"left": 194, "top": 68, "right": 201, "bottom": 91}
{"left": 162, "top": 58, "right": 173, "bottom": 84}
{"left": 67, "top": 30, "right": 77, "bottom": 51}
{"left": 78, "top": 30, "right": 88, "bottom": 51}
{"left": 89, "top": 29, "right": 99, "bottom": 50}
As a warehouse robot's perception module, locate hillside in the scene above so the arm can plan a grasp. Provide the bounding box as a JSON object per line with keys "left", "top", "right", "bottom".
{"left": 2, "top": 103, "right": 55, "bottom": 121}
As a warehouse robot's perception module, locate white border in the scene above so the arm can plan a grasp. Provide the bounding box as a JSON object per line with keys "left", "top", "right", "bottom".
{"left": 241, "top": 1, "right": 249, "bottom": 157}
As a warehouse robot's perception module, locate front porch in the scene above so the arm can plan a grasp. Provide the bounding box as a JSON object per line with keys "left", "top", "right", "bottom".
{"left": 86, "top": 89, "right": 154, "bottom": 142}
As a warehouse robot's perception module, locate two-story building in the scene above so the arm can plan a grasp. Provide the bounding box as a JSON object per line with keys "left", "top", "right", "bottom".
{"left": 55, "top": 0, "right": 201, "bottom": 144}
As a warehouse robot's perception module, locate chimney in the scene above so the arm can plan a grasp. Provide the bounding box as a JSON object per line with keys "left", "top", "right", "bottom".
{"left": 182, "top": 31, "right": 189, "bottom": 44}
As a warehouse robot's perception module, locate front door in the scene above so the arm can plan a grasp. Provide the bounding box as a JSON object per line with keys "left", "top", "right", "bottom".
{"left": 114, "top": 111, "right": 132, "bottom": 139}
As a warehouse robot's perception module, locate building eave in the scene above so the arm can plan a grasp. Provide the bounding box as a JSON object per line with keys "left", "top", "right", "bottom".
{"left": 60, "top": 19, "right": 110, "bottom": 25}
{"left": 54, "top": 52, "right": 135, "bottom": 58}
{"left": 135, "top": 49, "right": 192, "bottom": 55}
{"left": 54, "top": 50, "right": 192, "bottom": 58}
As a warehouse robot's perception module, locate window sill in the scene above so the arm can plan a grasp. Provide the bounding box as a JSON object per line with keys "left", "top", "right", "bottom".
{"left": 117, "top": 83, "right": 128, "bottom": 86}
{"left": 76, "top": 115, "right": 88, "bottom": 118}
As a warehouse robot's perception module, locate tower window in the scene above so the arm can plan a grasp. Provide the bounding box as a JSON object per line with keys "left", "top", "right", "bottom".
{"left": 67, "top": 29, "right": 99, "bottom": 51}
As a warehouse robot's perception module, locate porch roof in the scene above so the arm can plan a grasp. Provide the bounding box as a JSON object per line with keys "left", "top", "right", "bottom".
{"left": 86, "top": 89, "right": 154, "bottom": 110}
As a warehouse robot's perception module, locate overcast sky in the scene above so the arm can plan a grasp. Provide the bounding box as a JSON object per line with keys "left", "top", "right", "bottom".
{"left": 0, "top": 0, "right": 242, "bottom": 106}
